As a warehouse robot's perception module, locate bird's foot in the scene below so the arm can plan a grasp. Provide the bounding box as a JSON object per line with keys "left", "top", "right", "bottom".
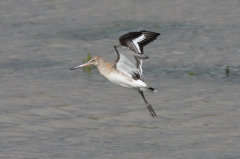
{"left": 146, "top": 103, "right": 157, "bottom": 118}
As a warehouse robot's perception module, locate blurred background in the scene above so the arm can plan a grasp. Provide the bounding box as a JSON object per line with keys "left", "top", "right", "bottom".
{"left": 0, "top": 0, "right": 240, "bottom": 158}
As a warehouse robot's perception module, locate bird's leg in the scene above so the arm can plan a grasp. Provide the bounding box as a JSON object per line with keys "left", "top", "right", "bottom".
{"left": 136, "top": 89, "right": 157, "bottom": 118}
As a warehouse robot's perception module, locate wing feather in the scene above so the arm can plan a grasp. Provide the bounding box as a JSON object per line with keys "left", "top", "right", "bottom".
{"left": 115, "top": 30, "right": 160, "bottom": 80}
{"left": 114, "top": 45, "right": 144, "bottom": 80}
{"left": 119, "top": 30, "right": 160, "bottom": 54}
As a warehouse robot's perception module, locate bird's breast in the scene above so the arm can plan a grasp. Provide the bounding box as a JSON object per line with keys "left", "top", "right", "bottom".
{"left": 105, "top": 72, "right": 134, "bottom": 88}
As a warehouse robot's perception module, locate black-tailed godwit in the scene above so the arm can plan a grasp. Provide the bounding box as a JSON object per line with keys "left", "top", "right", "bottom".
{"left": 71, "top": 30, "right": 160, "bottom": 118}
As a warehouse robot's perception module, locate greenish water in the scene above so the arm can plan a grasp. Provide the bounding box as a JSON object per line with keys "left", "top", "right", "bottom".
{"left": 144, "top": 64, "right": 240, "bottom": 79}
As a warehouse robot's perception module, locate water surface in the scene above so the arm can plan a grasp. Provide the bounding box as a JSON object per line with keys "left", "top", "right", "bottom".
{"left": 1, "top": 0, "right": 240, "bottom": 159}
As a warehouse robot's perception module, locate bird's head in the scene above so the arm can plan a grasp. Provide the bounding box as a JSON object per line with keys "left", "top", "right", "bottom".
{"left": 71, "top": 56, "right": 101, "bottom": 70}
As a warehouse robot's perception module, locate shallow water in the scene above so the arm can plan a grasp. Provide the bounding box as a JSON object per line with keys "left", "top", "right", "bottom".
{"left": 1, "top": 0, "right": 240, "bottom": 159}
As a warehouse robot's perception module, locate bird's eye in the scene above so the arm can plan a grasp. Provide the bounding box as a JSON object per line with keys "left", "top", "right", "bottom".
{"left": 92, "top": 59, "right": 95, "bottom": 61}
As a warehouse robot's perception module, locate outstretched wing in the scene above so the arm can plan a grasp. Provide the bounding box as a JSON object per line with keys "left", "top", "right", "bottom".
{"left": 114, "top": 45, "right": 148, "bottom": 80}
{"left": 119, "top": 30, "right": 160, "bottom": 54}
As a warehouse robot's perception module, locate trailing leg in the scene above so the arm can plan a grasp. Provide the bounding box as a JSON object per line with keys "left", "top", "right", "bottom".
{"left": 136, "top": 89, "right": 157, "bottom": 118}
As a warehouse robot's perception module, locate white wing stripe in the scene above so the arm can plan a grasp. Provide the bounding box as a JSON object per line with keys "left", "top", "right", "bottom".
{"left": 132, "top": 34, "right": 145, "bottom": 53}
{"left": 139, "top": 59, "right": 143, "bottom": 75}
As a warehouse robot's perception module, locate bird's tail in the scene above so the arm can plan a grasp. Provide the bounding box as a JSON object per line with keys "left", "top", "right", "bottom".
{"left": 140, "top": 86, "right": 157, "bottom": 93}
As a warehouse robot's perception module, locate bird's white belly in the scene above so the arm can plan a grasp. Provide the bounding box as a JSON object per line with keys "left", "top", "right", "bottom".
{"left": 105, "top": 72, "right": 147, "bottom": 89}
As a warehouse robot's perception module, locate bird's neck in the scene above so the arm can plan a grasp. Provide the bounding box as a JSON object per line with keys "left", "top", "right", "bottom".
{"left": 97, "top": 57, "right": 115, "bottom": 76}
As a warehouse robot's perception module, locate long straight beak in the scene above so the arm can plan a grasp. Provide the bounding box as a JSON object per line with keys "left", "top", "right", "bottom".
{"left": 71, "top": 62, "right": 91, "bottom": 70}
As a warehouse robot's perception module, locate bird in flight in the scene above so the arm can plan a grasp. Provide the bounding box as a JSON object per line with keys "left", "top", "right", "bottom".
{"left": 71, "top": 30, "right": 160, "bottom": 118}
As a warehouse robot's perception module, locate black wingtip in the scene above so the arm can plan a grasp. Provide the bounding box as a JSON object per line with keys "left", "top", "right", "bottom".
{"left": 141, "top": 30, "right": 160, "bottom": 36}
{"left": 119, "top": 30, "right": 160, "bottom": 54}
